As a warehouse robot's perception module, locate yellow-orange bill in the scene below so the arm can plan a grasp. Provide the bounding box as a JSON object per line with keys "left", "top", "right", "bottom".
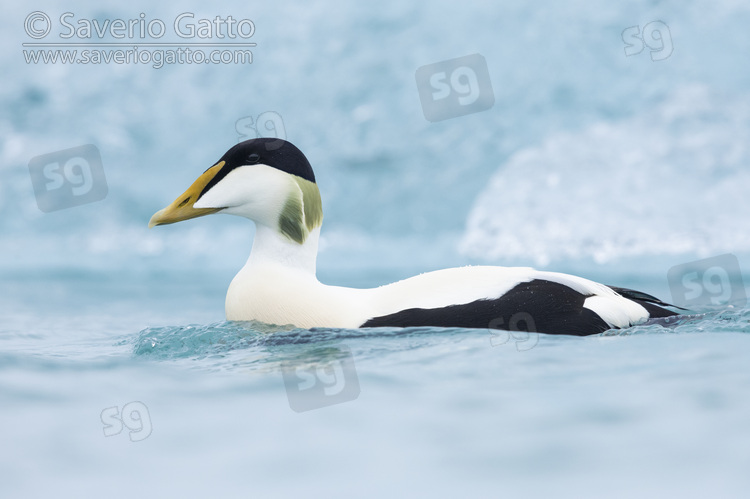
{"left": 148, "top": 162, "right": 225, "bottom": 228}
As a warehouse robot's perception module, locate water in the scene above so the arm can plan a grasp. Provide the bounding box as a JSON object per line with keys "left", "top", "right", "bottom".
{"left": 3, "top": 270, "right": 750, "bottom": 498}
{"left": 4, "top": 0, "right": 750, "bottom": 497}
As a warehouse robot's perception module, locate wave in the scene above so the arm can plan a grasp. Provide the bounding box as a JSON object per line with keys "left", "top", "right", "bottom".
{"left": 133, "top": 305, "right": 750, "bottom": 368}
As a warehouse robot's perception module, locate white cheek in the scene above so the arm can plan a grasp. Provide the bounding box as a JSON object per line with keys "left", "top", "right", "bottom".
{"left": 194, "top": 168, "right": 245, "bottom": 209}
{"left": 194, "top": 164, "right": 295, "bottom": 225}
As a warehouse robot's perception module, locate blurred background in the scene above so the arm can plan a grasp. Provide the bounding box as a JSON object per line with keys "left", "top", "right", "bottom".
{"left": 4, "top": 0, "right": 750, "bottom": 289}
{"left": 3, "top": 1, "right": 750, "bottom": 497}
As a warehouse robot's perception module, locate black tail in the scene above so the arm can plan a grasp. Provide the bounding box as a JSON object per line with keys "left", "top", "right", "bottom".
{"left": 607, "top": 285, "right": 686, "bottom": 318}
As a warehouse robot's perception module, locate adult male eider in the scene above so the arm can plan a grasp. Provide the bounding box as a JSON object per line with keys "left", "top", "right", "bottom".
{"left": 149, "top": 138, "right": 681, "bottom": 336}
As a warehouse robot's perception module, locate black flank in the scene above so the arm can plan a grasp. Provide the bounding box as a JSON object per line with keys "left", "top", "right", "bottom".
{"left": 361, "top": 279, "right": 612, "bottom": 336}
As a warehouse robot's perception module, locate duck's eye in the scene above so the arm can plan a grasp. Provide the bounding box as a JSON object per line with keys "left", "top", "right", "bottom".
{"left": 247, "top": 153, "right": 261, "bottom": 164}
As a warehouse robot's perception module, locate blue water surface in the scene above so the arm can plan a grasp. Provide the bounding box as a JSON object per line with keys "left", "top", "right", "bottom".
{"left": 3, "top": 0, "right": 750, "bottom": 497}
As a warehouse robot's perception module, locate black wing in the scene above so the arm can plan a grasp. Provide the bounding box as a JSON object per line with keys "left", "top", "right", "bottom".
{"left": 607, "top": 285, "right": 685, "bottom": 317}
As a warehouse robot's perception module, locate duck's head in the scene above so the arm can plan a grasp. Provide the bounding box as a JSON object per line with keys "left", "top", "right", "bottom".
{"left": 148, "top": 138, "right": 322, "bottom": 244}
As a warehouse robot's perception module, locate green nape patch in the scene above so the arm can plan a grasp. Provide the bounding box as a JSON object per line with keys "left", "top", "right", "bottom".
{"left": 278, "top": 176, "right": 323, "bottom": 244}
{"left": 296, "top": 177, "right": 323, "bottom": 231}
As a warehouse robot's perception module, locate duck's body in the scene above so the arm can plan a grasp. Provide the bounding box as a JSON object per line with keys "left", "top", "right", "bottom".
{"left": 150, "top": 138, "right": 680, "bottom": 336}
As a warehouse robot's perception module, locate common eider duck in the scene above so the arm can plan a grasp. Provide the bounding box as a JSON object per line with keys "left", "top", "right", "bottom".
{"left": 149, "top": 138, "right": 680, "bottom": 336}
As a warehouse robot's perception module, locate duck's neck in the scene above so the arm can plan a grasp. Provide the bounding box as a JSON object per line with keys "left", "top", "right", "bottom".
{"left": 246, "top": 223, "right": 320, "bottom": 275}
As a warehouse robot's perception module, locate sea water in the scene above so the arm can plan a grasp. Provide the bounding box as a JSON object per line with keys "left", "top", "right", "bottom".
{"left": 3, "top": 0, "right": 750, "bottom": 497}
{"left": 3, "top": 270, "right": 750, "bottom": 498}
